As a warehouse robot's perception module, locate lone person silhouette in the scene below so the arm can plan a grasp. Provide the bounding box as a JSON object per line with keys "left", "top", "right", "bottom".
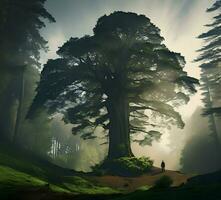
{"left": 161, "top": 160, "right": 165, "bottom": 172}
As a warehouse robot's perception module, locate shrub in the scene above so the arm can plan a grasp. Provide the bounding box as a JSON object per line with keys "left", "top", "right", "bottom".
{"left": 154, "top": 175, "right": 173, "bottom": 189}
{"left": 92, "top": 156, "right": 153, "bottom": 176}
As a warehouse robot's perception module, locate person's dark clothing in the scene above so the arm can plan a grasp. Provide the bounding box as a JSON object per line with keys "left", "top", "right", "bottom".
{"left": 161, "top": 161, "right": 165, "bottom": 172}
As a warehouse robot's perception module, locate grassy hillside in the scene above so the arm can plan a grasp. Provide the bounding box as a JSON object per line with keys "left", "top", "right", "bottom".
{"left": 0, "top": 142, "right": 117, "bottom": 199}
{"left": 1, "top": 142, "right": 221, "bottom": 200}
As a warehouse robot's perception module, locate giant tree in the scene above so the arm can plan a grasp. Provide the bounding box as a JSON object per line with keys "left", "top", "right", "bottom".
{"left": 0, "top": 0, "right": 55, "bottom": 142}
{"left": 29, "top": 12, "right": 198, "bottom": 160}
{"left": 195, "top": 0, "right": 221, "bottom": 150}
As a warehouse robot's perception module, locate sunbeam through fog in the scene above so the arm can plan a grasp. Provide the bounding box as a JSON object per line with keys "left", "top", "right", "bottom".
{"left": 39, "top": 0, "right": 212, "bottom": 170}
{"left": 3, "top": 1, "right": 221, "bottom": 198}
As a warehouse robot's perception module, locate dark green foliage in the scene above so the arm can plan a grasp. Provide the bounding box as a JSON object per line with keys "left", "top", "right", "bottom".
{"left": 92, "top": 156, "right": 153, "bottom": 176}
{"left": 154, "top": 175, "right": 173, "bottom": 189}
{"left": 0, "top": 0, "right": 55, "bottom": 68}
{"left": 29, "top": 11, "right": 198, "bottom": 160}
{"left": 0, "top": 0, "right": 55, "bottom": 142}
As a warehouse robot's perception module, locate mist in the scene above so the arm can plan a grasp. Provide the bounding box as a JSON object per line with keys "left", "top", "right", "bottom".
{"left": 181, "top": 107, "right": 221, "bottom": 174}
{"left": 0, "top": 0, "right": 218, "bottom": 173}
{"left": 2, "top": 1, "right": 221, "bottom": 199}
{"left": 36, "top": 0, "right": 214, "bottom": 171}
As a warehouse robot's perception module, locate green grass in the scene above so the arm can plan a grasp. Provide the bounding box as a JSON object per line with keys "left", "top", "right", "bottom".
{"left": 1, "top": 142, "right": 221, "bottom": 200}
{"left": 0, "top": 165, "right": 47, "bottom": 197}
{"left": 0, "top": 143, "right": 117, "bottom": 198}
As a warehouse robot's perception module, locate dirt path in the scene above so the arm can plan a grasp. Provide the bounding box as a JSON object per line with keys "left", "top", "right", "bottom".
{"left": 87, "top": 168, "right": 192, "bottom": 192}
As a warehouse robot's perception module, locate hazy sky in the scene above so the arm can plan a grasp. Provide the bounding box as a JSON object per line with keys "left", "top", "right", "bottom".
{"left": 41, "top": 0, "right": 214, "bottom": 170}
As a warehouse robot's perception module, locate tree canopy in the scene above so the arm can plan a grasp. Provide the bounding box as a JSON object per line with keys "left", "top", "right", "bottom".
{"left": 0, "top": 0, "right": 55, "bottom": 69}
{"left": 29, "top": 12, "right": 198, "bottom": 159}
{"left": 0, "top": 0, "right": 55, "bottom": 141}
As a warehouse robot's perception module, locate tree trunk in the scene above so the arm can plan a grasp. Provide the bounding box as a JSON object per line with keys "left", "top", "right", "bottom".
{"left": 209, "top": 114, "right": 220, "bottom": 149}
{"left": 106, "top": 95, "right": 133, "bottom": 160}
{"left": 206, "top": 77, "right": 221, "bottom": 150}
{"left": 0, "top": 81, "right": 17, "bottom": 141}
{"left": 13, "top": 68, "right": 25, "bottom": 143}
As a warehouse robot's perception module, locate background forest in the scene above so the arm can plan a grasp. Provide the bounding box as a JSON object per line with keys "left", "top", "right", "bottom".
{"left": 0, "top": 0, "right": 221, "bottom": 175}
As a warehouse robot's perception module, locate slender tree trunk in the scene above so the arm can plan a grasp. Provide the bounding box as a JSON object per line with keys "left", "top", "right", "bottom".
{"left": 203, "top": 76, "right": 221, "bottom": 168}
{"left": 13, "top": 68, "right": 25, "bottom": 143}
{"left": 106, "top": 95, "right": 133, "bottom": 160}
{"left": 206, "top": 77, "right": 221, "bottom": 150}
{"left": 209, "top": 114, "right": 220, "bottom": 149}
{"left": 0, "top": 81, "right": 17, "bottom": 141}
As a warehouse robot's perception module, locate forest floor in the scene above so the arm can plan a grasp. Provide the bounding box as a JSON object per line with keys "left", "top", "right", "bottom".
{"left": 86, "top": 168, "right": 191, "bottom": 192}
{"left": 1, "top": 142, "right": 221, "bottom": 200}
